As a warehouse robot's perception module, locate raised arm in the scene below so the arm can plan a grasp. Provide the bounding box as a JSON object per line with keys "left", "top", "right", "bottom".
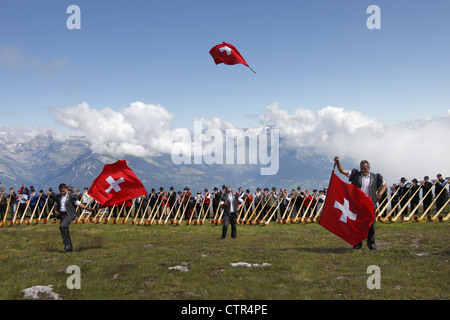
{"left": 334, "top": 156, "right": 350, "bottom": 176}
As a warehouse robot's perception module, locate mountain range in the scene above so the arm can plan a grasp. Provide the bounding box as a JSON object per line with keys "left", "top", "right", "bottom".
{"left": 0, "top": 131, "right": 355, "bottom": 194}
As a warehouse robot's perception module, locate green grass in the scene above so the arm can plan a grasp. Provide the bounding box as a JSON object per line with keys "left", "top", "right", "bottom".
{"left": 0, "top": 219, "right": 448, "bottom": 300}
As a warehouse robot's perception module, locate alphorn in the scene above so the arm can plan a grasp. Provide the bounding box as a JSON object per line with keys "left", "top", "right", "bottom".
{"left": 284, "top": 195, "right": 299, "bottom": 223}
{"left": 235, "top": 201, "right": 246, "bottom": 224}
{"left": 82, "top": 201, "right": 97, "bottom": 223}
{"left": 171, "top": 194, "right": 186, "bottom": 224}
{"left": 211, "top": 199, "right": 222, "bottom": 224}
{"left": 200, "top": 199, "right": 213, "bottom": 225}
{"left": 251, "top": 194, "right": 273, "bottom": 224}
{"left": 186, "top": 197, "right": 200, "bottom": 225}
{"left": 300, "top": 196, "right": 314, "bottom": 222}
{"left": 19, "top": 195, "right": 32, "bottom": 224}
{"left": 402, "top": 180, "right": 438, "bottom": 222}
{"left": 414, "top": 181, "right": 449, "bottom": 222}
{"left": 112, "top": 201, "right": 127, "bottom": 223}
{"left": 43, "top": 204, "right": 55, "bottom": 224}
{"left": 1, "top": 195, "right": 12, "bottom": 227}
{"left": 380, "top": 184, "right": 414, "bottom": 222}
{"left": 164, "top": 200, "right": 178, "bottom": 225}
{"left": 149, "top": 197, "right": 164, "bottom": 225}
{"left": 177, "top": 195, "right": 192, "bottom": 225}
{"left": 390, "top": 184, "right": 422, "bottom": 222}
{"left": 306, "top": 199, "right": 319, "bottom": 223}
{"left": 134, "top": 196, "right": 151, "bottom": 225}
{"left": 279, "top": 197, "right": 292, "bottom": 223}
{"left": 292, "top": 196, "right": 307, "bottom": 223}
{"left": 176, "top": 194, "right": 191, "bottom": 225}
{"left": 259, "top": 195, "right": 277, "bottom": 224}
{"left": 374, "top": 193, "right": 388, "bottom": 215}
{"left": 123, "top": 197, "right": 142, "bottom": 224}
{"left": 244, "top": 194, "right": 264, "bottom": 224}
{"left": 142, "top": 196, "right": 160, "bottom": 225}
{"left": 11, "top": 196, "right": 22, "bottom": 225}
{"left": 158, "top": 197, "right": 171, "bottom": 224}
{"left": 75, "top": 197, "right": 93, "bottom": 223}
{"left": 312, "top": 202, "right": 325, "bottom": 222}
{"left": 100, "top": 205, "right": 114, "bottom": 223}
{"left": 376, "top": 187, "right": 400, "bottom": 219}
{"left": 192, "top": 196, "right": 206, "bottom": 225}
{"left": 237, "top": 196, "right": 251, "bottom": 223}
{"left": 264, "top": 199, "right": 283, "bottom": 225}
{"left": 430, "top": 197, "right": 450, "bottom": 221}
{"left": 28, "top": 194, "right": 42, "bottom": 224}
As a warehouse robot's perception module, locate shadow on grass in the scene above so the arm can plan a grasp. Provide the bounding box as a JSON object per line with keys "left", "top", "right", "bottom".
{"left": 295, "top": 246, "right": 352, "bottom": 254}
{"left": 44, "top": 237, "right": 107, "bottom": 252}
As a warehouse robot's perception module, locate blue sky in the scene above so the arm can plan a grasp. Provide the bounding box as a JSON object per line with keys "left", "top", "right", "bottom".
{"left": 0, "top": 0, "right": 449, "bottom": 131}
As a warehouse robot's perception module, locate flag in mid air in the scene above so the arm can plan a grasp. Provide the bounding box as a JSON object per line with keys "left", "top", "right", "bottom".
{"left": 209, "top": 42, "right": 255, "bottom": 73}
{"left": 319, "top": 172, "right": 375, "bottom": 246}
{"left": 88, "top": 160, "right": 147, "bottom": 208}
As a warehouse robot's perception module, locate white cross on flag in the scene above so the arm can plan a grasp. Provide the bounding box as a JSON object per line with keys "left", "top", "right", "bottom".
{"left": 88, "top": 160, "right": 147, "bottom": 207}
{"left": 319, "top": 172, "right": 375, "bottom": 246}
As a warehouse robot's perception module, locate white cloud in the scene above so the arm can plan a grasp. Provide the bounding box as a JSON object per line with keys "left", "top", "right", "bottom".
{"left": 51, "top": 101, "right": 176, "bottom": 157}
{"left": 259, "top": 102, "right": 450, "bottom": 184}
{"left": 49, "top": 100, "right": 450, "bottom": 184}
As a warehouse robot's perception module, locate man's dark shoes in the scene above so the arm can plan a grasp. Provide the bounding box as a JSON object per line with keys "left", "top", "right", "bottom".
{"left": 60, "top": 246, "right": 73, "bottom": 253}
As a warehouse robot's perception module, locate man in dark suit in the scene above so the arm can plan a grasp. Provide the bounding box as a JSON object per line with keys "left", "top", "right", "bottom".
{"left": 55, "top": 183, "right": 92, "bottom": 253}
{"left": 334, "top": 157, "right": 387, "bottom": 250}
{"left": 220, "top": 186, "right": 243, "bottom": 239}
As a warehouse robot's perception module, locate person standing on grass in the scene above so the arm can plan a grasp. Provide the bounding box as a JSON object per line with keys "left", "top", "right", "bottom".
{"left": 219, "top": 186, "right": 243, "bottom": 239}
{"left": 334, "top": 156, "right": 387, "bottom": 250}
{"left": 55, "top": 183, "right": 92, "bottom": 253}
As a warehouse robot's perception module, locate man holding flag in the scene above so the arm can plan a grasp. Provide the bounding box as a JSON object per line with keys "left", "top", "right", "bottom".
{"left": 332, "top": 157, "right": 387, "bottom": 250}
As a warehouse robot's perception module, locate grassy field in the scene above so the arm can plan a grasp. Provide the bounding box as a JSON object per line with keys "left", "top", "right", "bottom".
{"left": 0, "top": 218, "right": 448, "bottom": 300}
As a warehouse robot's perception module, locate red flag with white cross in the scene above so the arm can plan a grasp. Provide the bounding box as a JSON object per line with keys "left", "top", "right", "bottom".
{"left": 209, "top": 42, "right": 255, "bottom": 73}
{"left": 319, "top": 172, "right": 375, "bottom": 246}
{"left": 88, "top": 160, "right": 147, "bottom": 207}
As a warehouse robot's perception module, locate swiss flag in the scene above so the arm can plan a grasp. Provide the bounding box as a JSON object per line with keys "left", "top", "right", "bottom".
{"left": 319, "top": 172, "right": 375, "bottom": 246}
{"left": 209, "top": 42, "right": 250, "bottom": 68}
{"left": 88, "top": 160, "right": 147, "bottom": 208}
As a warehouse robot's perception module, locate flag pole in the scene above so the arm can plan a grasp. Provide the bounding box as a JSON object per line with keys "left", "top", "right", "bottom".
{"left": 247, "top": 65, "right": 256, "bottom": 74}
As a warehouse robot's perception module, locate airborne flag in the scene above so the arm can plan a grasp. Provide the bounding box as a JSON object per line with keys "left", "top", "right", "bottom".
{"left": 209, "top": 42, "right": 255, "bottom": 73}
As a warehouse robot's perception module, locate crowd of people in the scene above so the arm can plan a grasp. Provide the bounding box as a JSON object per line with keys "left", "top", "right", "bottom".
{"left": 0, "top": 174, "right": 448, "bottom": 223}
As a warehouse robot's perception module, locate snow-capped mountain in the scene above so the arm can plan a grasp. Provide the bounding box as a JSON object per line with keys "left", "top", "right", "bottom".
{"left": 0, "top": 131, "right": 352, "bottom": 193}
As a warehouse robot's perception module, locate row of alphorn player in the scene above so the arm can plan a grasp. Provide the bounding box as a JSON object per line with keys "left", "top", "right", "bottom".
{"left": 1, "top": 180, "right": 448, "bottom": 227}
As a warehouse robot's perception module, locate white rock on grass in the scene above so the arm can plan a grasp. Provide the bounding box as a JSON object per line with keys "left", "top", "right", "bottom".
{"left": 168, "top": 265, "right": 189, "bottom": 272}
{"left": 22, "top": 285, "right": 62, "bottom": 300}
{"left": 230, "top": 262, "right": 272, "bottom": 268}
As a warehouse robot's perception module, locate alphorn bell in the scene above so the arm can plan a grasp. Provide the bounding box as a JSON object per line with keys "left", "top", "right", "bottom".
{"left": 390, "top": 184, "right": 422, "bottom": 222}
{"left": 430, "top": 197, "right": 450, "bottom": 221}
{"left": 438, "top": 210, "right": 450, "bottom": 222}
{"left": 414, "top": 180, "right": 449, "bottom": 222}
